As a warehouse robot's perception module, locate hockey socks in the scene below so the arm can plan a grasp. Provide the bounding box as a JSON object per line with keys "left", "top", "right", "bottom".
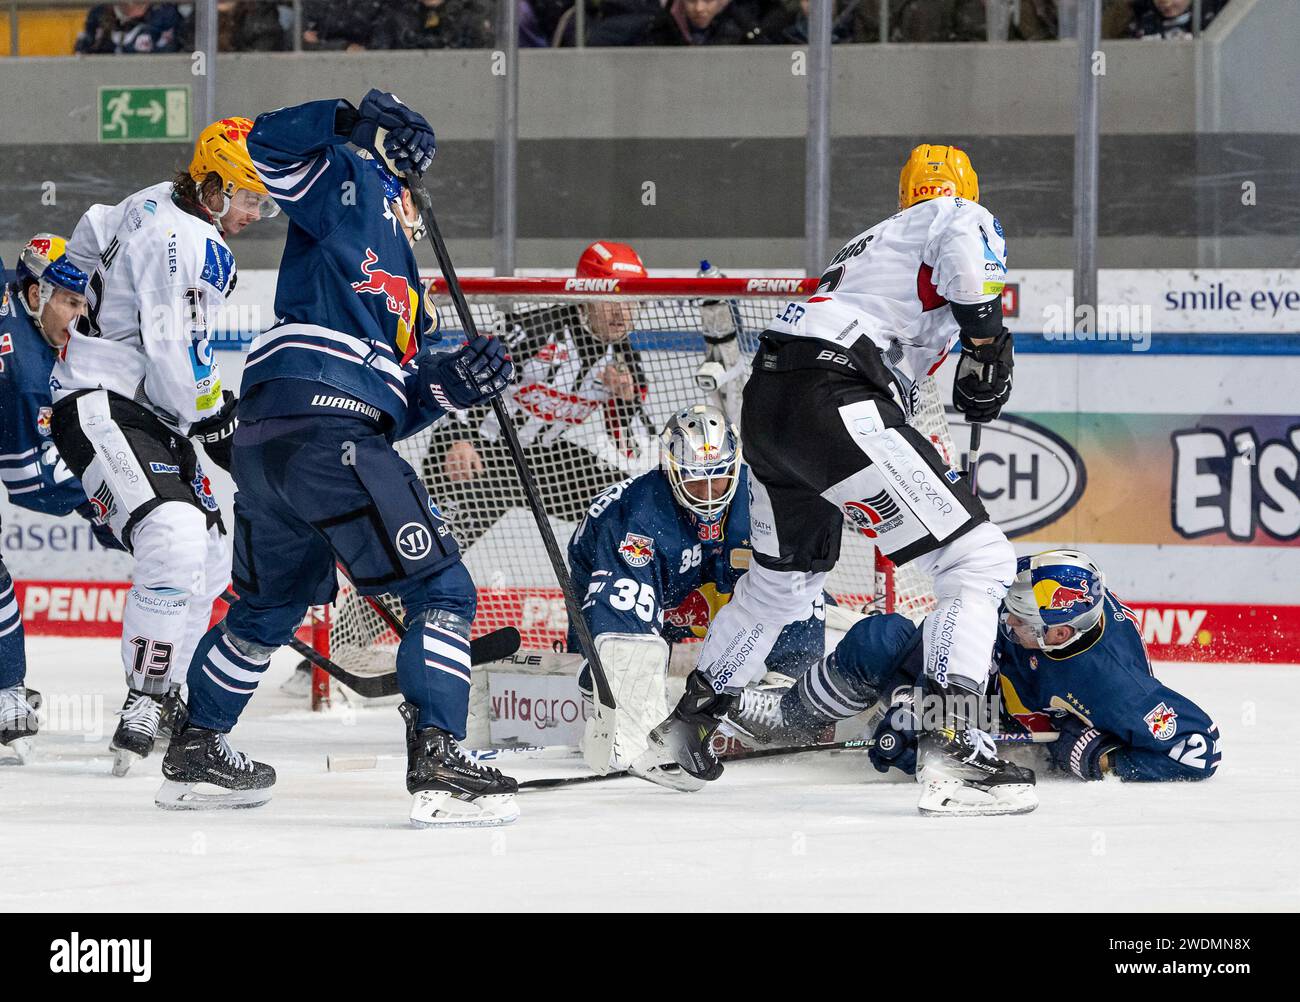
{"left": 0, "top": 567, "right": 26, "bottom": 690}
{"left": 781, "top": 650, "right": 882, "bottom": 734}
{"left": 185, "top": 625, "right": 274, "bottom": 732}
{"left": 398, "top": 610, "right": 472, "bottom": 737}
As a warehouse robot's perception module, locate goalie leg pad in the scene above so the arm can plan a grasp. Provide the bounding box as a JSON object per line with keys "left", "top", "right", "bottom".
{"left": 581, "top": 633, "right": 670, "bottom": 775}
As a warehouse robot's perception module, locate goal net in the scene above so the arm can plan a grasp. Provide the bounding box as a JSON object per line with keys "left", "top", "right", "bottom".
{"left": 316, "top": 277, "right": 957, "bottom": 689}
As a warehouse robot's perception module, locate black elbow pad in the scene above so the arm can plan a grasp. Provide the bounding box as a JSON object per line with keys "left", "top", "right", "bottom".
{"left": 951, "top": 297, "right": 1004, "bottom": 347}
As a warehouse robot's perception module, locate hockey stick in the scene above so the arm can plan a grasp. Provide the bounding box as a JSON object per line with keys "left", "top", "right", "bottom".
{"left": 517, "top": 727, "right": 1057, "bottom": 790}
{"left": 967, "top": 422, "right": 983, "bottom": 495}
{"left": 219, "top": 591, "right": 522, "bottom": 698}
{"left": 405, "top": 177, "right": 616, "bottom": 718}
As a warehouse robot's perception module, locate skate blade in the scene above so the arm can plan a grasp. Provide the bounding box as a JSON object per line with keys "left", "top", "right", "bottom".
{"left": 628, "top": 749, "right": 707, "bottom": 792}
{"left": 110, "top": 745, "right": 145, "bottom": 777}
{"left": 916, "top": 778, "right": 1038, "bottom": 817}
{"left": 409, "top": 790, "right": 520, "bottom": 828}
{"left": 0, "top": 737, "right": 35, "bottom": 765}
{"left": 154, "top": 778, "right": 272, "bottom": 811}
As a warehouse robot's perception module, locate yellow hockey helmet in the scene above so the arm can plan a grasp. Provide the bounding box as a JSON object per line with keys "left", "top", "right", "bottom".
{"left": 189, "top": 117, "right": 278, "bottom": 216}
{"left": 898, "top": 144, "right": 979, "bottom": 210}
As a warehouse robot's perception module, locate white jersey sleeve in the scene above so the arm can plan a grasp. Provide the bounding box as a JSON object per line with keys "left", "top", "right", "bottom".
{"left": 922, "top": 198, "right": 1008, "bottom": 306}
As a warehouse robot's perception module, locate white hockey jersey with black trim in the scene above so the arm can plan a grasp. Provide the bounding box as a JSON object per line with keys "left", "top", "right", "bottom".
{"left": 51, "top": 181, "right": 235, "bottom": 434}
{"left": 767, "top": 195, "right": 1007, "bottom": 398}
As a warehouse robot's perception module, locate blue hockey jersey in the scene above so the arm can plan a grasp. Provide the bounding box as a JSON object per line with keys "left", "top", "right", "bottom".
{"left": 994, "top": 591, "right": 1220, "bottom": 782}
{"left": 0, "top": 285, "right": 89, "bottom": 516}
{"left": 242, "top": 99, "right": 442, "bottom": 439}
{"left": 836, "top": 592, "right": 1220, "bottom": 782}
{"left": 567, "top": 465, "right": 823, "bottom": 674}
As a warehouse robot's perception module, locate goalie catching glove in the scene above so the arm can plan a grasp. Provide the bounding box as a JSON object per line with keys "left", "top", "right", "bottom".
{"left": 189, "top": 389, "right": 238, "bottom": 472}
{"left": 418, "top": 335, "right": 513, "bottom": 412}
{"left": 952, "top": 327, "right": 1014, "bottom": 424}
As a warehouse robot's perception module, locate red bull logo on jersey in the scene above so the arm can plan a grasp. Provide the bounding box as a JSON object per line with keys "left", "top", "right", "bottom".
{"left": 618, "top": 532, "right": 655, "bottom": 568}
{"left": 843, "top": 491, "right": 904, "bottom": 540}
{"left": 351, "top": 248, "right": 419, "bottom": 363}
{"left": 1144, "top": 702, "right": 1178, "bottom": 741}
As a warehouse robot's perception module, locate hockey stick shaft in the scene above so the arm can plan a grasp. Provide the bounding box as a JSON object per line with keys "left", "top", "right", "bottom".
{"left": 967, "top": 421, "right": 983, "bottom": 495}
{"left": 218, "top": 591, "right": 521, "bottom": 698}
{"left": 516, "top": 728, "right": 1056, "bottom": 790}
{"left": 405, "top": 176, "right": 616, "bottom": 712}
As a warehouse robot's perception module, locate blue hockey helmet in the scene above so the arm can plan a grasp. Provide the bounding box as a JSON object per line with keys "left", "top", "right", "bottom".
{"left": 15, "top": 234, "right": 88, "bottom": 345}
{"left": 660, "top": 404, "right": 741, "bottom": 522}
{"left": 1001, "top": 548, "right": 1105, "bottom": 650}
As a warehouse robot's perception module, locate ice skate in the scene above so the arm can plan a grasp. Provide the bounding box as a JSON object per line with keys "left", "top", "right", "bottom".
{"left": 632, "top": 670, "right": 735, "bottom": 791}
{"left": 0, "top": 685, "right": 40, "bottom": 765}
{"left": 916, "top": 726, "right": 1038, "bottom": 817}
{"left": 110, "top": 690, "right": 164, "bottom": 777}
{"left": 401, "top": 702, "right": 519, "bottom": 828}
{"left": 155, "top": 724, "right": 276, "bottom": 810}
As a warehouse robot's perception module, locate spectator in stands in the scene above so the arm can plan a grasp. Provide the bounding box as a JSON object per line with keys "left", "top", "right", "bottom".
{"left": 642, "top": 0, "right": 771, "bottom": 45}
{"left": 1014, "top": 1, "right": 1135, "bottom": 40}
{"left": 565, "top": 1, "right": 662, "bottom": 46}
{"left": 846, "top": 0, "right": 985, "bottom": 42}
{"left": 1127, "top": 0, "right": 1224, "bottom": 38}
{"left": 218, "top": 2, "right": 288, "bottom": 52}
{"left": 370, "top": 0, "right": 495, "bottom": 49}
{"left": 301, "top": 0, "right": 382, "bottom": 51}
{"left": 75, "top": 3, "right": 184, "bottom": 53}
{"left": 759, "top": 0, "right": 857, "bottom": 44}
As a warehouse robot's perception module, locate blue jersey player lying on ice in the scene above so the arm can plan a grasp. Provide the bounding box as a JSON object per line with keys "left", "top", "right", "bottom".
{"left": 162, "top": 91, "right": 521, "bottom": 827}
{"left": 568, "top": 403, "right": 824, "bottom": 773}
{"left": 734, "top": 549, "right": 1220, "bottom": 785}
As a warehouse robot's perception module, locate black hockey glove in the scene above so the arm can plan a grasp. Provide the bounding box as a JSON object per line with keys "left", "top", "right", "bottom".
{"left": 952, "top": 327, "right": 1014, "bottom": 424}
{"left": 74, "top": 501, "right": 127, "bottom": 552}
{"left": 1045, "top": 712, "right": 1123, "bottom": 781}
{"left": 418, "top": 335, "right": 514, "bottom": 412}
{"left": 189, "top": 390, "right": 238, "bottom": 473}
{"left": 868, "top": 699, "right": 919, "bottom": 776}
{"left": 345, "top": 89, "right": 436, "bottom": 177}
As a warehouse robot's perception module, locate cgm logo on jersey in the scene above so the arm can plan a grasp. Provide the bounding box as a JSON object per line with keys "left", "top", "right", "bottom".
{"left": 842, "top": 491, "right": 904, "bottom": 540}
{"left": 618, "top": 532, "right": 655, "bottom": 568}
{"left": 1144, "top": 702, "right": 1178, "bottom": 741}
{"left": 395, "top": 521, "right": 433, "bottom": 561}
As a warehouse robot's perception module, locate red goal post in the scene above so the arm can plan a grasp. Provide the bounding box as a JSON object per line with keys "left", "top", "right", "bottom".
{"left": 308, "top": 276, "right": 953, "bottom": 703}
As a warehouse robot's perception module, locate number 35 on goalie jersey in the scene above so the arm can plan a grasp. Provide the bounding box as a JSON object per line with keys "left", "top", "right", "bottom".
{"left": 566, "top": 466, "right": 824, "bottom": 668}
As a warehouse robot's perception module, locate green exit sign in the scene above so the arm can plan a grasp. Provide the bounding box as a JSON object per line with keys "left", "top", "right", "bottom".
{"left": 98, "top": 85, "right": 190, "bottom": 143}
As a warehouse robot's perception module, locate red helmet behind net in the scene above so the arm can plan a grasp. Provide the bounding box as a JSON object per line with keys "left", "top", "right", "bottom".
{"left": 576, "top": 240, "right": 647, "bottom": 279}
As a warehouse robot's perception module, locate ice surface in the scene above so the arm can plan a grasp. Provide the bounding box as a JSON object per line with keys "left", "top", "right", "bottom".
{"left": 2, "top": 638, "right": 1296, "bottom": 912}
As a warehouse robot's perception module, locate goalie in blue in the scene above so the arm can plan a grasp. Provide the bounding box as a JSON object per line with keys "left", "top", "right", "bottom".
{"left": 568, "top": 403, "right": 824, "bottom": 774}
{"left": 733, "top": 548, "right": 1220, "bottom": 785}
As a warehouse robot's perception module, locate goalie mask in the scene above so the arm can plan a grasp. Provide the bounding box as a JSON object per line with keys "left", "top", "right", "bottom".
{"left": 660, "top": 404, "right": 740, "bottom": 523}
{"left": 1001, "top": 549, "right": 1106, "bottom": 651}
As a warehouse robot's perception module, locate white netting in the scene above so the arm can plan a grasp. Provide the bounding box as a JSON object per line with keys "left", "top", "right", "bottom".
{"left": 320, "top": 281, "right": 955, "bottom": 676}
